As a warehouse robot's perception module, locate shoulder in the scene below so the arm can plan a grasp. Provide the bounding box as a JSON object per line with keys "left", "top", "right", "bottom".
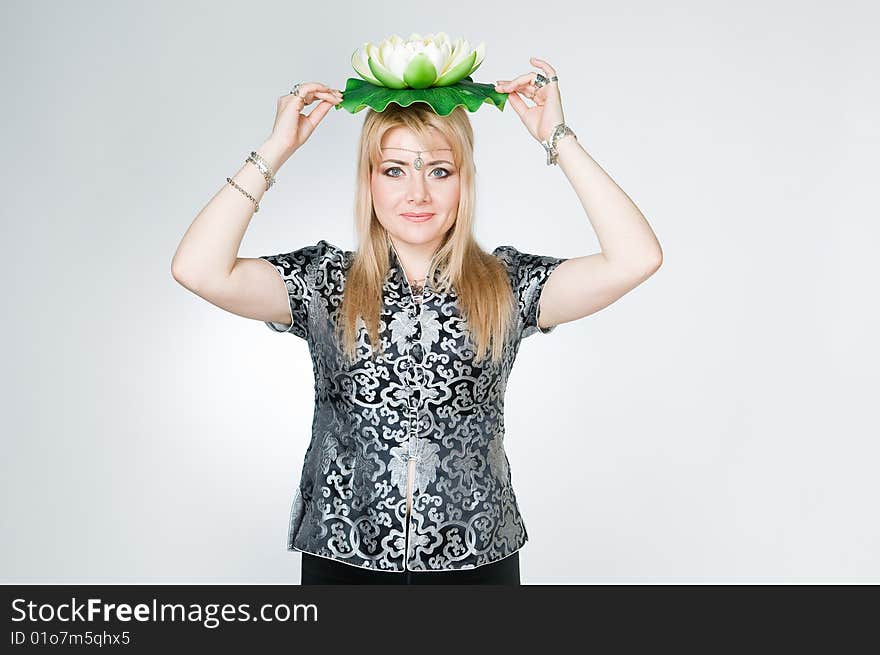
{"left": 307, "top": 239, "right": 346, "bottom": 264}
{"left": 264, "top": 239, "right": 347, "bottom": 269}
{"left": 491, "top": 245, "right": 556, "bottom": 274}
{"left": 491, "top": 245, "right": 518, "bottom": 272}
{"left": 491, "top": 245, "right": 511, "bottom": 258}
{"left": 491, "top": 244, "right": 569, "bottom": 289}
{"left": 314, "top": 239, "right": 348, "bottom": 269}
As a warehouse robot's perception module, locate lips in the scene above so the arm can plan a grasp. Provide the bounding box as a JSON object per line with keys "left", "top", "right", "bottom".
{"left": 401, "top": 213, "right": 435, "bottom": 222}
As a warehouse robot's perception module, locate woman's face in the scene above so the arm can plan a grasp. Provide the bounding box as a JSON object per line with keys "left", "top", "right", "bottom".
{"left": 371, "top": 126, "right": 460, "bottom": 252}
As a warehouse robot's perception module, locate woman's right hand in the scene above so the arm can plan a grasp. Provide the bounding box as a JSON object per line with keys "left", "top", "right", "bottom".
{"left": 268, "top": 82, "right": 343, "bottom": 155}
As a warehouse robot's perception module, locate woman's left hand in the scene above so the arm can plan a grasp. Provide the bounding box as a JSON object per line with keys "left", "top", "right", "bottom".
{"left": 495, "top": 57, "right": 565, "bottom": 143}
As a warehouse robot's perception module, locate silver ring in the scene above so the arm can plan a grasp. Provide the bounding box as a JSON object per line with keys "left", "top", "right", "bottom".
{"left": 289, "top": 82, "right": 302, "bottom": 96}
{"left": 533, "top": 73, "right": 559, "bottom": 89}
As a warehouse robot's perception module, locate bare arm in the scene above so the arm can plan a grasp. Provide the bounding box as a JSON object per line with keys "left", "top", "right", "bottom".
{"left": 494, "top": 59, "right": 662, "bottom": 332}
{"left": 170, "top": 138, "right": 295, "bottom": 326}
{"left": 171, "top": 137, "right": 290, "bottom": 283}
{"left": 535, "top": 137, "right": 663, "bottom": 331}
{"left": 171, "top": 83, "right": 343, "bottom": 328}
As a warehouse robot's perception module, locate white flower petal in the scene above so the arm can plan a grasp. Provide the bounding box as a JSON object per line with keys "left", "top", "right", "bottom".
{"left": 367, "top": 42, "right": 381, "bottom": 64}
{"left": 379, "top": 39, "right": 394, "bottom": 66}
{"left": 351, "top": 43, "right": 381, "bottom": 84}
{"left": 445, "top": 38, "right": 469, "bottom": 73}
{"left": 385, "top": 44, "right": 410, "bottom": 80}
{"left": 469, "top": 42, "right": 486, "bottom": 74}
{"left": 433, "top": 32, "right": 452, "bottom": 48}
{"left": 438, "top": 39, "right": 459, "bottom": 75}
{"left": 438, "top": 41, "right": 452, "bottom": 71}
{"left": 423, "top": 41, "right": 444, "bottom": 80}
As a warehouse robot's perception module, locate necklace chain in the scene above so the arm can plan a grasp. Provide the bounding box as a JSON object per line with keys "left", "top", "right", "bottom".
{"left": 410, "top": 277, "right": 426, "bottom": 303}
{"left": 388, "top": 239, "right": 433, "bottom": 305}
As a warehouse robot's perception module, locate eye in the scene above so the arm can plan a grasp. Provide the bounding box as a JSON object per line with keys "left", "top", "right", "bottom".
{"left": 383, "top": 167, "right": 452, "bottom": 178}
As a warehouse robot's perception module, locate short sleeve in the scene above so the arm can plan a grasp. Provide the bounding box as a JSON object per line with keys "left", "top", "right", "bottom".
{"left": 259, "top": 239, "right": 337, "bottom": 340}
{"left": 493, "top": 245, "right": 568, "bottom": 339}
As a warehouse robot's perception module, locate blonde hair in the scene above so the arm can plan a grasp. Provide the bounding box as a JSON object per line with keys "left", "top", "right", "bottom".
{"left": 336, "top": 103, "right": 515, "bottom": 366}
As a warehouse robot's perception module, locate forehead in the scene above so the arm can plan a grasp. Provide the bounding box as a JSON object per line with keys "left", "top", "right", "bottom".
{"left": 379, "top": 125, "right": 452, "bottom": 153}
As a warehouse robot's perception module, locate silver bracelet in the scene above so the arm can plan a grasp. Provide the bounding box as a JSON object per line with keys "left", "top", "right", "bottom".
{"left": 247, "top": 150, "right": 276, "bottom": 189}
{"left": 226, "top": 177, "right": 260, "bottom": 213}
{"left": 540, "top": 122, "right": 578, "bottom": 165}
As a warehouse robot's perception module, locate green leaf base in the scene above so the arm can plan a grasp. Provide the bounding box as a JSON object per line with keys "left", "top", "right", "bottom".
{"left": 334, "top": 76, "right": 507, "bottom": 115}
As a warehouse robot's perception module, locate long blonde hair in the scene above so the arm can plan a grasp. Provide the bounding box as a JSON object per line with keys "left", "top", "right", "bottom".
{"left": 337, "top": 103, "right": 515, "bottom": 366}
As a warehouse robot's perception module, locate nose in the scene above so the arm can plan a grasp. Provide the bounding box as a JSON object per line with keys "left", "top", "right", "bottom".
{"left": 406, "top": 172, "right": 430, "bottom": 203}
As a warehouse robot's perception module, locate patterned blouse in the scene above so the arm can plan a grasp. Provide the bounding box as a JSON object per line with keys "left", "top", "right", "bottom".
{"left": 259, "top": 239, "right": 567, "bottom": 572}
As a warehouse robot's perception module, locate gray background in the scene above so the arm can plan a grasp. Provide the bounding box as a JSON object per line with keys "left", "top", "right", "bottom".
{"left": 2, "top": 0, "right": 877, "bottom": 583}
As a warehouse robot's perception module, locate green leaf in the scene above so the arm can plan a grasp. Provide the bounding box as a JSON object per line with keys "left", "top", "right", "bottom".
{"left": 334, "top": 76, "right": 507, "bottom": 115}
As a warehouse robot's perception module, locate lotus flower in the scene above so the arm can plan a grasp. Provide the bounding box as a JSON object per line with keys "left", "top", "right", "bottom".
{"left": 351, "top": 32, "right": 486, "bottom": 89}
{"left": 337, "top": 33, "right": 504, "bottom": 115}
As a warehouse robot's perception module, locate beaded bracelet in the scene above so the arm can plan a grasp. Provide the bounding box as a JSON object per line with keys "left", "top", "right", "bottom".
{"left": 226, "top": 176, "right": 260, "bottom": 213}
{"left": 225, "top": 149, "right": 281, "bottom": 213}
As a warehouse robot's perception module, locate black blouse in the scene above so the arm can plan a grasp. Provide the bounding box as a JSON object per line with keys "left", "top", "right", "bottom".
{"left": 259, "top": 239, "right": 567, "bottom": 572}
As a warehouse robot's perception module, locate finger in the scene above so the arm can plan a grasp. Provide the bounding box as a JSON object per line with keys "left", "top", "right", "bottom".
{"left": 505, "top": 90, "right": 529, "bottom": 120}
{"left": 497, "top": 59, "right": 559, "bottom": 95}
{"left": 314, "top": 90, "right": 342, "bottom": 103}
{"left": 509, "top": 86, "right": 540, "bottom": 102}
{"left": 289, "top": 82, "right": 342, "bottom": 104}
{"left": 495, "top": 73, "right": 537, "bottom": 94}
{"left": 305, "top": 99, "right": 335, "bottom": 126}
{"left": 302, "top": 82, "right": 337, "bottom": 93}
{"left": 530, "top": 58, "right": 561, "bottom": 99}
{"left": 322, "top": 84, "right": 344, "bottom": 97}
{"left": 298, "top": 91, "right": 342, "bottom": 108}
{"left": 529, "top": 57, "right": 557, "bottom": 78}
{"left": 309, "top": 92, "right": 343, "bottom": 115}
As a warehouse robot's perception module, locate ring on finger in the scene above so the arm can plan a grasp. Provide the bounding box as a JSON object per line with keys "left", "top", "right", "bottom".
{"left": 533, "top": 73, "right": 559, "bottom": 89}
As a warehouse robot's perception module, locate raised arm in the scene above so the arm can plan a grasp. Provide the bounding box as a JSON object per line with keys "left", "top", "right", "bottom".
{"left": 170, "top": 83, "right": 343, "bottom": 327}
{"left": 495, "top": 58, "right": 662, "bottom": 331}
{"left": 170, "top": 137, "right": 292, "bottom": 311}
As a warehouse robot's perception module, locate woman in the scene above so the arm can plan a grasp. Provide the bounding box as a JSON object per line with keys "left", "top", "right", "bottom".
{"left": 171, "top": 58, "right": 662, "bottom": 585}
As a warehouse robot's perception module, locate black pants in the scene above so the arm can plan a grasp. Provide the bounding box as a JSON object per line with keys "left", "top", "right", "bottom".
{"left": 301, "top": 551, "right": 520, "bottom": 585}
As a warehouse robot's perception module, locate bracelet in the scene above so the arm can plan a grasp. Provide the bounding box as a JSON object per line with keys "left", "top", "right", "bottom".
{"left": 225, "top": 147, "right": 277, "bottom": 212}
{"left": 226, "top": 177, "right": 260, "bottom": 213}
{"left": 540, "top": 122, "right": 578, "bottom": 166}
{"left": 247, "top": 150, "right": 276, "bottom": 189}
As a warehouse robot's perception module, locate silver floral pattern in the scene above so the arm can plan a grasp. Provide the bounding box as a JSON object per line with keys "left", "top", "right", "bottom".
{"left": 259, "top": 239, "right": 567, "bottom": 572}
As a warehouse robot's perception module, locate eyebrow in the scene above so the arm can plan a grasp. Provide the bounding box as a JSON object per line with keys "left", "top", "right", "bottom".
{"left": 381, "top": 158, "right": 454, "bottom": 167}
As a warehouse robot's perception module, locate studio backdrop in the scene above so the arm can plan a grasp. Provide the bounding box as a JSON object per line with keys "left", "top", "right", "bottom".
{"left": 2, "top": 0, "right": 878, "bottom": 583}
